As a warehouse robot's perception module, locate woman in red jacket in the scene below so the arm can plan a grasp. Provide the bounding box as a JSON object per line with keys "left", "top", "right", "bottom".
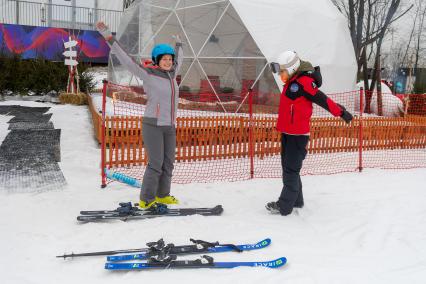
{"left": 266, "top": 51, "right": 353, "bottom": 216}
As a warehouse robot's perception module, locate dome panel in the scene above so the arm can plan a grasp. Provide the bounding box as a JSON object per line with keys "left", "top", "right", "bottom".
{"left": 176, "top": 1, "right": 228, "bottom": 55}
{"left": 177, "top": 0, "right": 227, "bottom": 9}
{"left": 179, "top": 60, "right": 218, "bottom": 103}
{"left": 143, "top": 0, "right": 178, "bottom": 9}
{"left": 199, "top": 59, "right": 277, "bottom": 105}
{"left": 199, "top": 4, "right": 263, "bottom": 58}
{"left": 176, "top": 58, "right": 195, "bottom": 86}
{"left": 136, "top": 5, "right": 175, "bottom": 56}
{"left": 116, "top": 5, "right": 141, "bottom": 55}
{"left": 139, "top": 12, "right": 194, "bottom": 58}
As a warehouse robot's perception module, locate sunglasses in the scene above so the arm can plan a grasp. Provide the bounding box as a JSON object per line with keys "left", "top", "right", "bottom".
{"left": 270, "top": 62, "right": 281, "bottom": 74}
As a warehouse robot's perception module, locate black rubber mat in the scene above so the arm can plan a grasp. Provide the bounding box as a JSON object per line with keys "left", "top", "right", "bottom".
{"left": 8, "top": 121, "right": 54, "bottom": 130}
{"left": 8, "top": 113, "right": 53, "bottom": 123}
{"left": 0, "top": 129, "right": 61, "bottom": 162}
{"left": 0, "top": 105, "right": 66, "bottom": 193}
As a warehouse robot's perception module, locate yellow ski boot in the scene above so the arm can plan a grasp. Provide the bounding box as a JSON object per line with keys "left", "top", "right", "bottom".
{"left": 155, "top": 195, "right": 179, "bottom": 205}
{"left": 138, "top": 200, "right": 157, "bottom": 209}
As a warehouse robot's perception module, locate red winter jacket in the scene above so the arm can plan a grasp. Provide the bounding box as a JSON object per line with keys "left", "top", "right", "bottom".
{"left": 277, "top": 73, "right": 343, "bottom": 135}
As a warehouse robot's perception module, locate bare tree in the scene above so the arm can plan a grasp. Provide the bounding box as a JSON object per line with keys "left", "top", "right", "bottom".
{"left": 391, "top": 0, "right": 426, "bottom": 93}
{"left": 412, "top": 0, "right": 426, "bottom": 93}
{"left": 413, "top": 0, "right": 426, "bottom": 71}
{"left": 401, "top": 3, "right": 419, "bottom": 67}
{"left": 332, "top": 0, "right": 413, "bottom": 112}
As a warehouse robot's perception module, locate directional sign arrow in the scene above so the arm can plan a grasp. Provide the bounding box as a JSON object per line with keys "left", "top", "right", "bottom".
{"left": 63, "top": 50, "right": 77, "bottom": 57}
{"left": 64, "top": 40, "right": 78, "bottom": 49}
{"left": 64, "top": 59, "right": 78, "bottom": 66}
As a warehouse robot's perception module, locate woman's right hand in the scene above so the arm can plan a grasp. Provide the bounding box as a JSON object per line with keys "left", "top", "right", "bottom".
{"left": 96, "top": 21, "right": 113, "bottom": 41}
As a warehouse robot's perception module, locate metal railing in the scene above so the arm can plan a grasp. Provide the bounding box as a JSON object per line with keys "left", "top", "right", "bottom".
{"left": 0, "top": 0, "right": 122, "bottom": 32}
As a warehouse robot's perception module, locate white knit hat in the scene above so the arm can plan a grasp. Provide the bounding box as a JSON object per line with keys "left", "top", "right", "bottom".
{"left": 277, "top": 51, "right": 301, "bottom": 77}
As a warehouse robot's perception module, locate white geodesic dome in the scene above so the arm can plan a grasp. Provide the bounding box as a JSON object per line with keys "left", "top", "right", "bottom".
{"left": 108, "top": 0, "right": 357, "bottom": 106}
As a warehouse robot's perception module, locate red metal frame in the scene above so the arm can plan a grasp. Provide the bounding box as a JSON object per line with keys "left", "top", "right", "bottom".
{"left": 248, "top": 88, "right": 254, "bottom": 179}
{"left": 101, "top": 80, "right": 108, "bottom": 188}
{"left": 358, "top": 88, "right": 364, "bottom": 172}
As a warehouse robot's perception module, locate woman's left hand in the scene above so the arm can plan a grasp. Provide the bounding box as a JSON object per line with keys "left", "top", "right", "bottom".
{"left": 172, "top": 35, "right": 182, "bottom": 44}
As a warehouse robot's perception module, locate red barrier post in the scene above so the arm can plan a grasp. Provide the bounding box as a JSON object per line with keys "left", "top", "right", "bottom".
{"left": 358, "top": 88, "right": 364, "bottom": 172}
{"left": 248, "top": 88, "right": 254, "bottom": 179}
{"left": 101, "top": 79, "right": 108, "bottom": 188}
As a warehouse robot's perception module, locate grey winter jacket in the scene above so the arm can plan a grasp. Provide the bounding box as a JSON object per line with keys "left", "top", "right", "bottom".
{"left": 110, "top": 40, "right": 183, "bottom": 126}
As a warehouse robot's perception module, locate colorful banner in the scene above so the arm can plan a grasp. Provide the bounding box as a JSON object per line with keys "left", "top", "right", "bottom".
{"left": 0, "top": 23, "right": 110, "bottom": 63}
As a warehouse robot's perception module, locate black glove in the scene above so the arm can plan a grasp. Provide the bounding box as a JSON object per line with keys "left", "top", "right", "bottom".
{"left": 341, "top": 110, "right": 353, "bottom": 124}
{"left": 337, "top": 104, "right": 353, "bottom": 124}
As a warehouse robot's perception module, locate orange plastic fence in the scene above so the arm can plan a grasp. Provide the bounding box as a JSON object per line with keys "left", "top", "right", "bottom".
{"left": 96, "top": 115, "right": 425, "bottom": 161}
{"left": 88, "top": 83, "right": 426, "bottom": 186}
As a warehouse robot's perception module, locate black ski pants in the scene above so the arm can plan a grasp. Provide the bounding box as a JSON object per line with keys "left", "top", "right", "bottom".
{"left": 278, "top": 133, "right": 309, "bottom": 215}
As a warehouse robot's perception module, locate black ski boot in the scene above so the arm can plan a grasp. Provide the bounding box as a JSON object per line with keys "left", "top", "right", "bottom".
{"left": 293, "top": 202, "right": 304, "bottom": 209}
{"left": 265, "top": 201, "right": 281, "bottom": 214}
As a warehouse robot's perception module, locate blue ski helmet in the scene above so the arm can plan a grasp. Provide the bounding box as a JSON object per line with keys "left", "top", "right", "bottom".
{"left": 151, "top": 44, "right": 175, "bottom": 65}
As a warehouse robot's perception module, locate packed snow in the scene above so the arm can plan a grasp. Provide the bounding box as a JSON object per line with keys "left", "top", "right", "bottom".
{"left": 0, "top": 100, "right": 425, "bottom": 284}
{"left": 356, "top": 81, "right": 404, "bottom": 117}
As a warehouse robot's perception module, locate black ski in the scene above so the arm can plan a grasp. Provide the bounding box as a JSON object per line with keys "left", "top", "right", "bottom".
{"left": 107, "top": 238, "right": 271, "bottom": 262}
{"left": 77, "top": 203, "right": 223, "bottom": 222}
{"left": 56, "top": 238, "right": 270, "bottom": 260}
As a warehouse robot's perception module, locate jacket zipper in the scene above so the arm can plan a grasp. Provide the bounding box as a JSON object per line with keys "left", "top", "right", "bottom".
{"left": 168, "top": 73, "right": 175, "bottom": 125}
{"left": 156, "top": 103, "right": 160, "bottom": 118}
{"left": 290, "top": 104, "right": 294, "bottom": 124}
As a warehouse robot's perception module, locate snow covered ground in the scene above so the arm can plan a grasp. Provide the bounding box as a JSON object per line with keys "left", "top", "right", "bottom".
{"left": 1, "top": 100, "right": 426, "bottom": 284}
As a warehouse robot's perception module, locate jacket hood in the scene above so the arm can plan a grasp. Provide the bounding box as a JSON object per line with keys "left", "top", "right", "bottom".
{"left": 298, "top": 60, "right": 315, "bottom": 73}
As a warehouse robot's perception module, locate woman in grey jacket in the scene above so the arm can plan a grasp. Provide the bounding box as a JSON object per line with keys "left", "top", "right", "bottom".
{"left": 97, "top": 22, "right": 183, "bottom": 209}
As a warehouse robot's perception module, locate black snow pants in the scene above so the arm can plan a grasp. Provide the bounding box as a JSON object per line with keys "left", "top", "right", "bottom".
{"left": 278, "top": 133, "right": 309, "bottom": 215}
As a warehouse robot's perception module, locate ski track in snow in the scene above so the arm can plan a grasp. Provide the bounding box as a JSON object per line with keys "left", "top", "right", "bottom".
{"left": 0, "top": 101, "right": 426, "bottom": 284}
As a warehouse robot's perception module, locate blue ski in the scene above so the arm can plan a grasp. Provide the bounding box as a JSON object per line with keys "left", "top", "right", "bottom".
{"left": 107, "top": 238, "right": 271, "bottom": 262}
{"left": 105, "top": 257, "right": 286, "bottom": 270}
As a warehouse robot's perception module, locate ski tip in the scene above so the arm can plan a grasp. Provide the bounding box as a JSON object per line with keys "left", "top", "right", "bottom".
{"left": 258, "top": 238, "right": 272, "bottom": 247}
{"left": 107, "top": 255, "right": 133, "bottom": 262}
{"left": 77, "top": 216, "right": 100, "bottom": 222}
{"left": 105, "top": 263, "right": 122, "bottom": 270}
{"left": 213, "top": 205, "right": 224, "bottom": 214}
{"left": 76, "top": 216, "right": 89, "bottom": 222}
{"left": 270, "top": 257, "right": 287, "bottom": 268}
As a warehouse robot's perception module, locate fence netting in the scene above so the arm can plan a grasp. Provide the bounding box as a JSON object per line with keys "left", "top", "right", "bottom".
{"left": 98, "top": 82, "right": 426, "bottom": 186}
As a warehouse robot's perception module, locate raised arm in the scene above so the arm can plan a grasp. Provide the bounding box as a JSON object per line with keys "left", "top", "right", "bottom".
{"left": 173, "top": 35, "right": 183, "bottom": 75}
{"left": 96, "top": 22, "right": 150, "bottom": 82}
{"left": 296, "top": 76, "right": 353, "bottom": 124}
